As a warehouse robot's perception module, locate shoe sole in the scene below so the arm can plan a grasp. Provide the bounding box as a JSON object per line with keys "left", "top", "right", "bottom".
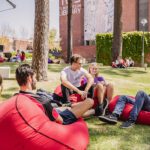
{"left": 120, "top": 124, "right": 134, "bottom": 129}
{"left": 98, "top": 116, "right": 117, "bottom": 124}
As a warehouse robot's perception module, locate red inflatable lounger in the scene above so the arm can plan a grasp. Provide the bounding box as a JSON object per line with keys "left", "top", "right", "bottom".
{"left": 0, "top": 94, "right": 89, "bottom": 150}
{"left": 54, "top": 85, "right": 83, "bottom": 103}
{"left": 108, "top": 95, "right": 150, "bottom": 125}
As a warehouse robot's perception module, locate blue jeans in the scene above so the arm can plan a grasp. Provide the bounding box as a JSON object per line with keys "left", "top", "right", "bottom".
{"left": 113, "top": 91, "right": 150, "bottom": 121}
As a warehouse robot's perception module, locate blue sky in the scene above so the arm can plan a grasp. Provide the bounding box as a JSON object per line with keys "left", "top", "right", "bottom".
{"left": 0, "top": 0, "right": 59, "bottom": 38}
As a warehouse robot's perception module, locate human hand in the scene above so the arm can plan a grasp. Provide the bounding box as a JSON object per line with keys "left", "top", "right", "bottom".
{"left": 77, "top": 90, "right": 87, "bottom": 99}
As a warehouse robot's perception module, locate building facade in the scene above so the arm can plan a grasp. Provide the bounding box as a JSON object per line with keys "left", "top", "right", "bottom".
{"left": 59, "top": 0, "right": 150, "bottom": 61}
{"left": 0, "top": 36, "right": 33, "bottom": 52}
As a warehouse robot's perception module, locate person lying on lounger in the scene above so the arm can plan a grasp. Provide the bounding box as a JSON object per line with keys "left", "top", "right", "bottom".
{"left": 99, "top": 91, "right": 150, "bottom": 128}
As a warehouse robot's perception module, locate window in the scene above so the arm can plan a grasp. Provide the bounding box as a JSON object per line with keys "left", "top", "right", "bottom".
{"left": 138, "top": 0, "right": 148, "bottom": 31}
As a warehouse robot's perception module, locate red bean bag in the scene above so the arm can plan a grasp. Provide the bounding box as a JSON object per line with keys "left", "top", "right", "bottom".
{"left": 54, "top": 85, "right": 83, "bottom": 103}
{"left": 0, "top": 94, "right": 89, "bottom": 150}
{"left": 108, "top": 95, "right": 150, "bottom": 125}
{"left": 54, "top": 85, "right": 99, "bottom": 108}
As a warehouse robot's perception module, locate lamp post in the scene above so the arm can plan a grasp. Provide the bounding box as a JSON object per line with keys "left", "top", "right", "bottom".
{"left": 140, "top": 18, "right": 148, "bottom": 67}
{"left": 0, "top": 0, "right": 16, "bottom": 12}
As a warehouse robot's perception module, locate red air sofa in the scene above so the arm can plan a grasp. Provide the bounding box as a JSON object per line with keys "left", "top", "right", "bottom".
{"left": 108, "top": 95, "right": 150, "bottom": 125}
{"left": 0, "top": 94, "right": 89, "bottom": 150}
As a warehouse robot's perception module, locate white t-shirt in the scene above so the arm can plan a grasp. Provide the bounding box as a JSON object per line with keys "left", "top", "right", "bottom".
{"left": 60, "top": 66, "right": 88, "bottom": 87}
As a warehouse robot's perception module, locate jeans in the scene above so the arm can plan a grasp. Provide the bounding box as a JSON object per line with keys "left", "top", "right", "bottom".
{"left": 113, "top": 91, "right": 150, "bottom": 121}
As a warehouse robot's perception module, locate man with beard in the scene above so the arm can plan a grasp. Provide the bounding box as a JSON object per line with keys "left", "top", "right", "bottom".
{"left": 15, "top": 64, "right": 94, "bottom": 125}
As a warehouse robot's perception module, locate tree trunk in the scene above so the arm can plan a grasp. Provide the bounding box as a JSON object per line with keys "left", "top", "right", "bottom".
{"left": 32, "top": 0, "right": 49, "bottom": 81}
{"left": 67, "top": 0, "right": 73, "bottom": 63}
{"left": 112, "top": 0, "right": 123, "bottom": 61}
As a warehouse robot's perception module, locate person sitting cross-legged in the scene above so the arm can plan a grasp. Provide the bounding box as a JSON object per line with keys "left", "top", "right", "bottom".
{"left": 15, "top": 64, "right": 94, "bottom": 125}
{"left": 99, "top": 91, "right": 150, "bottom": 128}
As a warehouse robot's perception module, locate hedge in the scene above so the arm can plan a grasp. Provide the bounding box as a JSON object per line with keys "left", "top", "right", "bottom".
{"left": 96, "top": 31, "right": 150, "bottom": 66}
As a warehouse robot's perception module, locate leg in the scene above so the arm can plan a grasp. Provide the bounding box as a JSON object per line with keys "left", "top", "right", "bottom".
{"left": 99, "top": 95, "right": 135, "bottom": 124}
{"left": 70, "top": 98, "right": 94, "bottom": 118}
{"left": 61, "top": 84, "right": 72, "bottom": 103}
{"left": 113, "top": 95, "right": 135, "bottom": 116}
{"left": 129, "top": 91, "right": 150, "bottom": 121}
{"left": 78, "top": 83, "right": 94, "bottom": 98}
{"left": 82, "top": 109, "right": 95, "bottom": 117}
{"left": 106, "top": 83, "right": 114, "bottom": 101}
{"left": 96, "top": 83, "right": 105, "bottom": 104}
{"left": 71, "top": 102, "right": 95, "bottom": 117}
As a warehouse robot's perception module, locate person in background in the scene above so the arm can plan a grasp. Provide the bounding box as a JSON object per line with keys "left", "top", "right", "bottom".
{"left": 112, "top": 56, "right": 127, "bottom": 68}
{"left": 0, "top": 53, "right": 6, "bottom": 63}
{"left": 129, "top": 57, "right": 134, "bottom": 67}
{"left": 11, "top": 50, "right": 21, "bottom": 62}
{"left": 20, "top": 51, "right": 26, "bottom": 62}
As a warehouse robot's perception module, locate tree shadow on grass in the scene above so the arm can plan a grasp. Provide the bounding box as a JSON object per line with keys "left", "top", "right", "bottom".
{"left": 48, "top": 64, "right": 66, "bottom": 73}
{"left": 101, "top": 68, "right": 147, "bottom": 77}
{"left": 7, "top": 87, "right": 19, "bottom": 91}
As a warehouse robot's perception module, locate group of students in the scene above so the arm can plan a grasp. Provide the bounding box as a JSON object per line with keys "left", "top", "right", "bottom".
{"left": 11, "top": 50, "right": 26, "bottom": 62}
{"left": 0, "top": 50, "right": 26, "bottom": 63}
{"left": 9, "top": 54, "right": 150, "bottom": 128}
{"left": 112, "top": 56, "right": 134, "bottom": 68}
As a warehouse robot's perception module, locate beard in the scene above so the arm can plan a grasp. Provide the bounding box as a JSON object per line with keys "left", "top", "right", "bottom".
{"left": 31, "top": 79, "right": 36, "bottom": 90}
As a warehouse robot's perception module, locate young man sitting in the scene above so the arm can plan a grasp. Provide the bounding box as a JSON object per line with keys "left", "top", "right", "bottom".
{"left": 15, "top": 64, "right": 94, "bottom": 125}
{"left": 99, "top": 91, "right": 150, "bottom": 128}
{"left": 60, "top": 54, "right": 94, "bottom": 104}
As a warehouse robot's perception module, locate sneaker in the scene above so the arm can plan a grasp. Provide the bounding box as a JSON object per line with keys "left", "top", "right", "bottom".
{"left": 95, "top": 104, "right": 103, "bottom": 116}
{"left": 102, "top": 98, "right": 109, "bottom": 115}
{"left": 98, "top": 114, "right": 118, "bottom": 124}
{"left": 120, "top": 120, "right": 135, "bottom": 129}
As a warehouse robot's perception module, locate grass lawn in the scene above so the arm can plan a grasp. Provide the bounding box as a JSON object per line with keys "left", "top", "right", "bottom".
{"left": 0, "top": 62, "right": 150, "bottom": 150}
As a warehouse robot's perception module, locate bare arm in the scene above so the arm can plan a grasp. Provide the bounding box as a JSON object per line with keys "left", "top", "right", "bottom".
{"left": 84, "top": 72, "right": 94, "bottom": 93}
{"left": 60, "top": 71, "right": 88, "bottom": 98}
{"left": 60, "top": 73, "right": 80, "bottom": 93}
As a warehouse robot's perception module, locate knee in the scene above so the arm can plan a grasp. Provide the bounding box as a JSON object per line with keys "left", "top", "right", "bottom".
{"left": 96, "top": 83, "right": 103, "bottom": 90}
{"left": 136, "top": 90, "right": 146, "bottom": 97}
{"left": 119, "top": 95, "right": 127, "bottom": 101}
{"left": 86, "top": 98, "right": 94, "bottom": 107}
{"left": 107, "top": 83, "right": 114, "bottom": 90}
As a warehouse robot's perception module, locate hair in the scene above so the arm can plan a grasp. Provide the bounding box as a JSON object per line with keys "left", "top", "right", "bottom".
{"left": 70, "top": 54, "right": 83, "bottom": 65}
{"left": 88, "top": 62, "right": 99, "bottom": 77}
{"left": 16, "top": 64, "right": 34, "bottom": 86}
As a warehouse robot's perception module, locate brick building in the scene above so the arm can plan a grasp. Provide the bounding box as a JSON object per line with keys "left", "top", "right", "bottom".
{"left": 0, "top": 37, "right": 33, "bottom": 52}
{"left": 59, "top": 0, "right": 150, "bottom": 61}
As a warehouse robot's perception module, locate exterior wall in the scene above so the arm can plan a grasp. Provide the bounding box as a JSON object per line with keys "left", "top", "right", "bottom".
{"left": 0, "top": 37, "right": 33, "bottom": 52}
{"left": 84, "top": 0, "right": 114, "bottom": 41}
{"left": 122, "top": 0, "right": 137, "bottom": 32}
{"left": 59, "top": 0, "right": 150, "bottom": 60}
{"left": 73, "top": 45, "right": 96, "bottom": 61}
{"left": 148, "top": 0, "right": 150, "bottom": 31}
{"left": 14, "top": 40, "right": 32, "bottom": 51}
{"left": 59, "top": 0, "right": 84, "bottom": 58}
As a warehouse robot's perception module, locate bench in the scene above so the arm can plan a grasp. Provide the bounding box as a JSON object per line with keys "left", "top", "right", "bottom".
{"left": 0, "top": 67, "right": 10, "bottom": 78}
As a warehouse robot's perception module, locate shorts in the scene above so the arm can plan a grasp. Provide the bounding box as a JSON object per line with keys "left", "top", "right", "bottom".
{"left": 57, "top": 109, "right": 77, "bottom": 125}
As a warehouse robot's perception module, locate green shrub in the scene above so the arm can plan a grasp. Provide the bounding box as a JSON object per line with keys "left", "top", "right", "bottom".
{"left": 96, "top": 31, "right": 150, "bottom": 66}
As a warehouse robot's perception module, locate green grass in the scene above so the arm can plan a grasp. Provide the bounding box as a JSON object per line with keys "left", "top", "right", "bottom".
{"left": 0, "top": 63, "right": 150, "bottom": 150}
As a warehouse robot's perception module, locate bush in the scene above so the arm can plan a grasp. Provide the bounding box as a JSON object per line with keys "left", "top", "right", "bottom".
{"left": 96, "top": 31, "right": 150, "bottom": 66}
